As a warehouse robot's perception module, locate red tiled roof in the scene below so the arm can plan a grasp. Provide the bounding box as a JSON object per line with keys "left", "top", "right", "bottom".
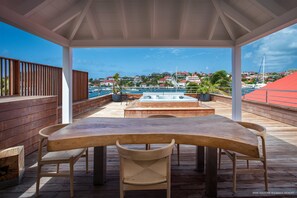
{"left": 243, "top": 72, "right": 297, "bottom": 107}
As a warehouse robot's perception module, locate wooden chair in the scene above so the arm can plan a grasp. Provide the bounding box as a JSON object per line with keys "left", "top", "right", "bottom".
{"left": 147, "top": 115, "right": 181, "bottom": 166}
{"left": 36, "top": 124, "right": 88, "bottom": 197}
{"left": 218, "top": 121, "right": 268, "bottom": 192}
{"left": 116, "top": 139, "right": 175, "bottom": 198}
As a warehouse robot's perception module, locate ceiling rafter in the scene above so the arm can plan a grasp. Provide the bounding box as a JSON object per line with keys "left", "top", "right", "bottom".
{"left": 208, "top": 13, "right": 219, "bottom": 40}
{"left": 117, "top": 0, "right": 128, "bottom": 39}
{"left": 179, "top": 0, "right": 191, "bottom": 39}
{"left": 254, "top": 0, "right": 286, "bottom": 17}
{"left": 149, "top": 0, "right": 156, "bottom": 39}
{"left": 221, "top": 1, "right": 256, "bottom": 32}
{"left": 249, "top": 0, "right": 277, "bottom": 19}
{"left": 236, "top": 6, "right": 297, "bottom": 46}
{"left": 15, "top": 0, "right": 41, "bottom": 16}
{"left": 0, "top": 5, "right": 69, "bottom": 46}
{"left": 69, "top": 0, "right": 93, "bottom": 40}
{"left": 211, "top": 0, "right": 235, "bottom": 40}
{"left": 70, "top": 39, "right": 234, "bottom": 48}
{"left": 46, "top": 1, "right": 84, "bottom": 32}
{"left": 86, "top": 8, "right": 103, "bottom": 40}
{"left": 24, "top": 0, "right": 52, "bottom": 17}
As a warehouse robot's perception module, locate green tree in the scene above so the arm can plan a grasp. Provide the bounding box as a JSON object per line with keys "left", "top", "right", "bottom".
{"left": 210, "top": 70, "right": 231, "bottom": 93}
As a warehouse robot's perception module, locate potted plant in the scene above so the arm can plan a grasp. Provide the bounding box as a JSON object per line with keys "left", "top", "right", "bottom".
{"left": 112, "top": 73, "right": 122, "bottom": 102}
{"left": 197, "top": 79, "right": 219, "bottom": 101}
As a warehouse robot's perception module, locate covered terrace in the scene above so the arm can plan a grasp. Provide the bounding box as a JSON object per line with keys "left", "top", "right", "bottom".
{"left": 1, "top": 0, "right": 297, "bottom": 197}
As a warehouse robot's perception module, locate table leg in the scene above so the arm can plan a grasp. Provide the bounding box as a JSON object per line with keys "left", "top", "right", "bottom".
{"left": 93, "top": 146, "right": 106, "bottom": 185}
{"left": 206, "top": 147, "right": 217, "bottom": 198}
{"left": 196, "top": 146, "right": 205, "bottom": 172}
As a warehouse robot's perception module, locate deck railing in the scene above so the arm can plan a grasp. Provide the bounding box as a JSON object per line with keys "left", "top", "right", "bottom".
{"left": 243, "top": 88, "right": 297, "bottom": 107}
{"left": 0, "top": 56, "right": 88, "bottom": 105}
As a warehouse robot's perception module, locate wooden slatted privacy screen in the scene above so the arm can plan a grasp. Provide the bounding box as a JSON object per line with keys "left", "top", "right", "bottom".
{"left": 0, "top": 57, "right": 88, "bottom": 105}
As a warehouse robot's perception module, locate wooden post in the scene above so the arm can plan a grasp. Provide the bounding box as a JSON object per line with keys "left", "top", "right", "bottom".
{"left": 206, "top": 147, "right": 217, "bottom": 198}
{"left": 196, "top": 146, "right": 205, "bottom": 172}
{"left": 93, "top": 146, "right": 107, "bottom": 185}
{"left": 62, "top": 47, "right": 73, "bottom": 123}
{"left": 232, "top": 46, "right": 242, "bottom": 121}
{"left": 13, "top": 60, "right": 21, "bottom": 95}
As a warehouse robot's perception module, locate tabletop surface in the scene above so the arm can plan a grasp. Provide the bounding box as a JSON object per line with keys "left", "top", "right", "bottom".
{"left": 47, "top": 115, "right": 260, "bottom": 157}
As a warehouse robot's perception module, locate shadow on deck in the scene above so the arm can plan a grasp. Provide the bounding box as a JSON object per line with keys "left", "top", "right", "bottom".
{"left": 1, "top": 101, "right": 297, "bottom": 198}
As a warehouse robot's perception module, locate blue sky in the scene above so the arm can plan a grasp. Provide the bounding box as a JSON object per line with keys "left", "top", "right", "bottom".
{"left": 0, "top": 22, "right": 296, "bottom": 78}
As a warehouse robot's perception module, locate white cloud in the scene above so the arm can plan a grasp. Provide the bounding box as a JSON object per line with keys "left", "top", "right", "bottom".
{"left": 244, "top": 52, "right": 252, "bottom": 59}
{"left": 249, "top": 24, "right": 297, "bottom": 71}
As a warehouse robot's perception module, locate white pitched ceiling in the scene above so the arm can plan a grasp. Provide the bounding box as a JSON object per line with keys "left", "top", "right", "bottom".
{"left": 0, "top": 0, "right": 297, "bottom": 47}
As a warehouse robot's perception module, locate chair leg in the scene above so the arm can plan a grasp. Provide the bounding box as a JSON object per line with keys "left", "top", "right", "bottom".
{"left": 70, "top": 162, "right": 74, "bottom": 198}
{"left": 56, "top": 163, "right": 60, "bottom": 173}
{"left": 145, "top": 144, "right": 150, "bottom": 150}
{"left": 246, "top": 160, "right": 249, "bottom": 169}
{"left": 232, "top": 154, "right": 237, "bottom": 193}
{"left": 120, "top": 182, "right": 124, "bottom": 198}
{"left": 177, "top": 144, "right": 180, "bottom": 166}
{"left": 36, "top": 164, "right": 42, "bottom": 196}
{"left": 218, "top": 148, "right": 222, "bottom": 169}
{"left": 86, "top": 148, "right": 89, "bottom": 173}
{"left": 264, "top": 161, "right": 268, "bottom": 191}
{"left": 167, "top": 183, "right": 171, "bottom": 198}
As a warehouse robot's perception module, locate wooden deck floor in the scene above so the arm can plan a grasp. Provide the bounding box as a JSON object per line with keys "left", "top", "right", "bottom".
{"left": 1, "top": 101, "right": 297, "bottom": 198}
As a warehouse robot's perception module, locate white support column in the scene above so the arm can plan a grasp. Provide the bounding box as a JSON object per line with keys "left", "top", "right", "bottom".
{"left": 232, "top": 46, "right": 242, "bottom": 121}
{"left": 62, "top": 47, "right": 73, "bottom": 123}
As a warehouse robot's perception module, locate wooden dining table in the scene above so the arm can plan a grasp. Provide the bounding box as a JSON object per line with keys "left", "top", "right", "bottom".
{"left": 47, "top": 115, "right": 259, "bottom": 198}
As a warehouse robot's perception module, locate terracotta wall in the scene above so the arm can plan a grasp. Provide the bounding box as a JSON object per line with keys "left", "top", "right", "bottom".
{"left": 211, "top": 94, "right": 297, "bottom": 127}
{"left": 0, "top": 96, "right": 58, "bottom": 155}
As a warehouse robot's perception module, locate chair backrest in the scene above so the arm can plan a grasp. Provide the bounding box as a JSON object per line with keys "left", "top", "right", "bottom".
{"left": 39, "top": 124, "right": 69, "bottom": 139}
{"left": 237, "top": 121, "right": 267, "bottom": 158}
{"left": 116, "top": 139, "right": 175, "bottom": 161}
{"left": 38, "top": 124, "right": 69, "bottom": 161}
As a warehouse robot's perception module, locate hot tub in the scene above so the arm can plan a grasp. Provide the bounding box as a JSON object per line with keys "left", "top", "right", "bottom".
{"left": 125, "top": 92, "right": 215, "bottom": 118}
{"left": 139, "top": 92, "right": 198, "bottom": 102}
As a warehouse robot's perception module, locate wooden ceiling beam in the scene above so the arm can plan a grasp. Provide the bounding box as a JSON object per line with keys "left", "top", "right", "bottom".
{"left": 86, "top": 8, "right": 103, "bottom": 40}
{"left": 221, "top": 1, "right": 256, "bottom": 32}
{"left": 117, "top": 0, "right": 128, "bottom": 39}
{"left": 70, "top": 39, "right": 234, "bottom": 48}
{"left": 250, "top": 0, "right": 277, "bottom": 19}
{"left": 46, "top": 1, "right": 83, "bottom": 32}
{"left": 0, "top": 5, "right": 69, "bottom": 46}
{"left": 24, "top": 0, "right": 52, "bottom": 17}
{"left": 211, "top": 0, "right": 235, "bottom": 40}
{"left": 236, "top": 6, "right": 297, "bottom": 46}
{"left": 254, "top": 0, "right": 286, "bottom": 17}
{"left": 179, "top": 0, "right": 191, "bottom": 39}
{"left": 208, "top": 13, "right": 219, "bottom": 40}
{"left": 149, "top": 0, "right": 156, "bottom": 39}
{"left": 69, "top": 0, "right": 93, "bottom": 40}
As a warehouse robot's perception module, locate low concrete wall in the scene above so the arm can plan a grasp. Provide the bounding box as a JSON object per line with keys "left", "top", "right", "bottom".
{"left": 58, "top": 94, "right": 112, "bottom": 122}
{"left": 211, "top": 94, "right": 297, "bottom": 127}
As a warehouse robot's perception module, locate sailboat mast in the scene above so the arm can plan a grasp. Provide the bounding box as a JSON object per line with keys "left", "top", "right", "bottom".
{"left": 175, "top": 66, "right": 177, "bottom": 92}
{"left": 262, "top": 55, "right": 265, "bottom": 84}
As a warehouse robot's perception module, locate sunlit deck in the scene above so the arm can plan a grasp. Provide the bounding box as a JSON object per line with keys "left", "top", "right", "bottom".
{"left": 1, "top": 101, "right": 297, "bottom": 198}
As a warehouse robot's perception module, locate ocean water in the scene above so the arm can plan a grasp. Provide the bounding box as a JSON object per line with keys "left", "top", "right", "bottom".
{"left": 88, "top": 87, "right": 256, "bottom": 98}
